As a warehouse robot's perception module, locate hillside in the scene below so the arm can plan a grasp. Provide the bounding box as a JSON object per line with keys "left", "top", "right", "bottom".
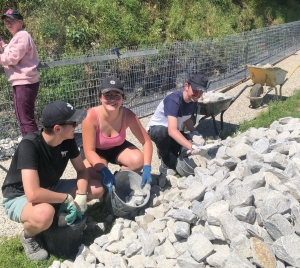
{"left": 1, "top": 0, "right": 300, "bottom": 55}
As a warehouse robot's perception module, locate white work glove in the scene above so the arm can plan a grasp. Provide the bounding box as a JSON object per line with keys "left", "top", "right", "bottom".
{"left": 187, "top": 144, "right": 204, "bottom": 155}
{"left": 187, "top": 143, "right": 217, "bottom": 156}
{"left": 74, "top": 193, "right": 87, "bottom": 219}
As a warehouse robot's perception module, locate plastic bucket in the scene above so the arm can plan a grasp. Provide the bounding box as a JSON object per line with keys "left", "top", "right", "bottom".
{"left": 107, "top": 170, "right": 150, "bottom": 217}
{"left": 42, "top": 215, "right": 86, "bottom": 258}
{"left": 176, "top": 152, "right": 196, "bottom": 177}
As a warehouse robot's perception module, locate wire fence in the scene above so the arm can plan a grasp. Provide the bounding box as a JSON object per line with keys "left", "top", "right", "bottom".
{"left": 1, "top": 20, "right": 300, "bottom": 139}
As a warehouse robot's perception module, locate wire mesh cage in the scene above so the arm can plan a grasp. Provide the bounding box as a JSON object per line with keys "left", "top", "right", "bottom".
{"left": 0, "top": 20, "right": 300, "bottom": 139}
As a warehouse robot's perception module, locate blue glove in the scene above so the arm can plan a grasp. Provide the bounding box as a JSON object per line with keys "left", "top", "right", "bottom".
{"left": 99, "top": 167, "right": 116, "bottom": 195}
{"left": 58, "top": 194, "right": 77, "bottom": 225}
{"left": 141, "top": 165, "right": 152, "bottom": 188}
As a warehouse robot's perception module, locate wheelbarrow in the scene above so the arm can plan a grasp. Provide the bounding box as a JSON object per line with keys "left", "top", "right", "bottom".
{"left": 247, "top": 64, "right": 299, "bottom": 108}
{"left": 195, "top": 85, "right": 252, "bottom": 136}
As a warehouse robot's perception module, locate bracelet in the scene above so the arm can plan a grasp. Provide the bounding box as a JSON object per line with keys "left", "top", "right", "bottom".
{"left": 64, "top": 194, "right": 69, "bottom": 202}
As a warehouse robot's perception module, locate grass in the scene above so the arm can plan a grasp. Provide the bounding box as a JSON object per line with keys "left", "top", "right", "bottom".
{"left": 219, "top": 89, "right": 300, "bottom": 139}
{"left": 0, "top": 201, "right": 112, "bottom": 268}
{"left": 1, "top": 89, "right": 300, "bottom": 267}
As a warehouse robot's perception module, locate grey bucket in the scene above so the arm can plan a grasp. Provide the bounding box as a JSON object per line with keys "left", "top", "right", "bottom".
{"left": 42, "top": 214, "right": 86, "bottom": 258}
{"left": 106, "top": 170, "right": 150, "bottom": 217}
{"left": 176, "top": 152, "right": 196, "bottom": 177}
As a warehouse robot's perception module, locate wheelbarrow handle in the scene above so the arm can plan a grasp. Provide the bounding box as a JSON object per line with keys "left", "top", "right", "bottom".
{"left": 230, "top": 84, "right": 254, "bottom": 105}
{"left": 279, "top": 64, "right": 300, "bottom": 87}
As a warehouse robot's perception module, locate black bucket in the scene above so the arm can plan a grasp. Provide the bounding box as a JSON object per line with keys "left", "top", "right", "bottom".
{"left": 42, "top": 215, "right": 86, "bottom": 258}
{"left": 176, "top": 152, "right": 196, "bottom": 177}
{"left": 106, "top": 170, "right": 150, "bottom": 217}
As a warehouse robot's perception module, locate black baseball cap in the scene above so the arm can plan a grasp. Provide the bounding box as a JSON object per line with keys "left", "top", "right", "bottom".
{"left": 1, "top": 9, "right": 23, "bottom": 20}
{"left": 41, "top": 100, "right": 87, "bottom": 127}
{"left": 100, "top": 76, "right": 124, "bottom": 94}
{"left": 187, "top": 73, "right": 208, "bottom": 92}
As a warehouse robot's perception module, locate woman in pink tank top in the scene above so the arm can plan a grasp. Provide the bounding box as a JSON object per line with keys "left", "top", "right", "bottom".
{"left": 82, "top": 76, "right": 153, "bottom": 193}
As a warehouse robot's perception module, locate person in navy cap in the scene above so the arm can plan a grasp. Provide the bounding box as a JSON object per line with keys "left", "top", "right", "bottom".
{"left": 2, "top": 100, "right": 104, "bottom": 261}
{"left": 146, "top": 73, "right": 209, "bottom": 174}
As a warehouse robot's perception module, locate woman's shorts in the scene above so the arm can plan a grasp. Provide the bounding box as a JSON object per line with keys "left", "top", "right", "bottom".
{"left": 96, "top": 140, "right": 136, "bottom": 164}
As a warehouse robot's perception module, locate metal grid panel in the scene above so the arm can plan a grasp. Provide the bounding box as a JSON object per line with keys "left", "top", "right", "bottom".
{"left": 1, "top": 21, "right": 300, "bottom": 139}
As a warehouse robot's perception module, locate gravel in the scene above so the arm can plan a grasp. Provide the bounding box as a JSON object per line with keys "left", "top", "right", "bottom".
{"left": 1, "top": 50, "right": 300, "bottom": 238}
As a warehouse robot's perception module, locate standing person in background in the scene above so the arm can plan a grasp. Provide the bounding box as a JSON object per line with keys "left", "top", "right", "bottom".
{"left": 146, "top": 73, "right": 208, "bottom": 174}
{"left": 0, "top": 9, "right": 39, "bottom": 136}
{"left": 82, "top": 75, "right": 153, "bottom": 193}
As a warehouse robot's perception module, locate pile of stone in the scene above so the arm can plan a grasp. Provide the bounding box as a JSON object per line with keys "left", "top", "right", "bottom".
{"left": 125, "top": 188, "right": 150, "bottom": 207}
{"left": 49, "top": 117, "right": 300, "bottom": 268}
{"left": 0, "top": 137, "right": 22, "bottom": 160}
{"left": 201, "top": 92, "right": 232, "bottom": 104}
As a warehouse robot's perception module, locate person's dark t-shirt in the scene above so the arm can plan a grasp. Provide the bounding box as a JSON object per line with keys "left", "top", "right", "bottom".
{"left": 2, "top": 130, "right": 80, "bottom": 198}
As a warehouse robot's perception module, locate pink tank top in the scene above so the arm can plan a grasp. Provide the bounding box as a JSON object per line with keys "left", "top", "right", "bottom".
{"left": 93, "top": 107, "right": 127, "bottom": 150}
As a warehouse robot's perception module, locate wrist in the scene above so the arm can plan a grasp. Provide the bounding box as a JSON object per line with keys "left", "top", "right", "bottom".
{"left": 99, "top": 167, "right": 108, "bottom": 174}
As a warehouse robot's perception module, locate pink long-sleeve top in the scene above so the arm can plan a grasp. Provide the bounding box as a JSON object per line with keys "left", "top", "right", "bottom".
{"left": 0, "top": 30, "right": 39, "bottom": 86}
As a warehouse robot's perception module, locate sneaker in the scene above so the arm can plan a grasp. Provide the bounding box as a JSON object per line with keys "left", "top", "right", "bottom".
{"left": 20, "top": 231, "right": 48, "bottom": 261}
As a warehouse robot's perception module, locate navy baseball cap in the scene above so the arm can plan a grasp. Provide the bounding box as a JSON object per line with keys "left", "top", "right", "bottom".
{"left": 41, "top": 101, "right": 87, "bottom": 127}
{"left": 188, "top": 73, "right": 208, "bottom": 92}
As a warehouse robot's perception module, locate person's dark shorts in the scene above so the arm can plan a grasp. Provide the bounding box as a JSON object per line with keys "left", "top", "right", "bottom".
{"left": 81, "top": 140, "right": 136, "bottom": 165}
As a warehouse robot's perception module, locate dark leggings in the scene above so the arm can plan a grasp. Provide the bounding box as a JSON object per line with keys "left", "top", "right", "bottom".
{"left": 13, "top": 82, "right": 39, "bottom": 136}
{"left": 148, "top": 125, "right": 187, "bottom": 159}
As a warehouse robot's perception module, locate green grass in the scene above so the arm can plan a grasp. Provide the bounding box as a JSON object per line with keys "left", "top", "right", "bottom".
{"left": 1, "top": 89, "right": 300, "bottom": 267}
{"left": 237, "top": 90, "right": 300, "bottom": 132}
{"left": 218, "top": 89, "right": 300, "bottom": 139}
{"left": 0, "top": 236, "right": 58, "bottom": 268}
{"left": 0, "top": 201, "right": 112, "bottom": 268}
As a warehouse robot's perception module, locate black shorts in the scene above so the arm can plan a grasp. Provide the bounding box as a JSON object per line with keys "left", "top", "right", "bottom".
{"left": 80, "top": 140, "right": 135, "bottom": 165}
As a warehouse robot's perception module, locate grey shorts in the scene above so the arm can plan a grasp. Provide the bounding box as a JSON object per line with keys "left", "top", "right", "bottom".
{"left": 2, "top": 179, "right": 77, "bottom": 223}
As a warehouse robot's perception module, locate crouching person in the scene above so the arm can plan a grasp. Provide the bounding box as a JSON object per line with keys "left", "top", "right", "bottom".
{"left": 1, "top": 100, "right": 104, "bottom": 261}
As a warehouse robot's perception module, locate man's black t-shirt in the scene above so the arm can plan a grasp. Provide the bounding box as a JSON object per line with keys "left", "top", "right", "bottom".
{"left": 2, "top": 130, "right": 80, "bottom": 198}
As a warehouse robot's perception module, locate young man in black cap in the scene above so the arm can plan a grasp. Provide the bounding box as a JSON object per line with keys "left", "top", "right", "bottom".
{"left": 1, "top": 100, "right": 104, "bottom": 261}
{"left": 146, "top": 73, "right": 208, "bottom": 174}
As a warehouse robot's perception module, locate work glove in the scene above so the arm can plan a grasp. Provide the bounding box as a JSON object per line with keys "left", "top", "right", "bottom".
{"left": 74, "top": 193, "right": 87, "bottom": 219}
{"left": 58, "top": 194, "right": 77, "bottom": 225}
{"left": 141, "top": 165, "right": 152, "bottom": 188}
{"left": 99, "top": 167, "right": 116, "bottom": 195}
{"left": 187, "top": 143, "right": 217, "bottom": 156}
{"left": 187, "top": 144, "right": 204, "bottom": 155}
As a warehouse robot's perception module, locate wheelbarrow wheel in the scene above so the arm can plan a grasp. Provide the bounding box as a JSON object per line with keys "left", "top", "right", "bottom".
{"left": 250, "top": 83, "right": 263, "bottom": 108}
